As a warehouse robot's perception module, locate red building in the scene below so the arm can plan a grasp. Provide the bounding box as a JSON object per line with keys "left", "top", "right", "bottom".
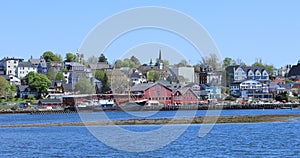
{"left": 173, "top": 87, "right": 199, "bottom": 105}
{"left": 130, "top": 82, "right": 173, "bottom": 106}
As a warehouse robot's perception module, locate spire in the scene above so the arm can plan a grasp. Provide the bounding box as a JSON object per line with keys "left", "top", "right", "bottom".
{"left": 159, "top": 49, "right": 162, "bottom": 62}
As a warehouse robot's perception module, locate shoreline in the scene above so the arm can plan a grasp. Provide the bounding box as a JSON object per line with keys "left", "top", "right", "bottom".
{"left": 1, "top": 114, "right": 299, "bottom": 128}
{"left": 0, "top": 103, "right": 299, "bottom": 114}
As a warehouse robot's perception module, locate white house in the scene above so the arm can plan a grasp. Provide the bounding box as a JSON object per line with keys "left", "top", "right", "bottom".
{"left": 3, "top": 74, "right": 21, "bottom": 85}
{"left": 0, "top": 57, "right": 24, "bottom": 76}
{"left": 16, "top": 62, "right": 37, "bottom": 79}
{"left": 231, "top": 66, "right": 269, "bottom": 82}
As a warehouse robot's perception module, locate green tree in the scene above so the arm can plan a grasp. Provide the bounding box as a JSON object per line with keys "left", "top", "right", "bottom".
{"left": 114, "top": 59, "right": 123, "bottom": 68}
{"left": 55, "top": 72, "right": 65, "bottom": 81}
{"left": 43, "top": 51, "right": 62, "bottom": 62}
{"left": 8, "top": 84, "right": 17, "bottom": 100}
{"left": 163, "top": 60, "right": 169, "bottom": 66}
{"left": 27, "top": 94, "right": 36, "bottom": 101}
{"left": 65, "top": 53, "right": 76, "bottom": 62}
{"left": 252, "top": 62, "right": 264, "bottom": 67}
{"left": 265, "top": 64, "right": 275, "bottom": 77}
{"left": 147, "top": 70, "right": 160, "bottom": 81}
{"left": 22, "top": 72, "right": 51, "bottom": 98}
{"left": 46, "top": 69, "right": 56, "bottom": 80}
{"left": 130, "top": 56, "right": 141, "bottom": 66}
{"left": 193, "top": 64, "right": 201, "bottom": 73}
{"left": 0, "top": 76, "right": 8, "bottom": 98}
{"left": 75, "top": 78, "right": 95, "bottom": 94}
{"left": 223, "top": 57, "right": 234, "bottom": 68}
{"left": 98, "top": 53, "right": 107, "bottom": 62}
{"left": 87, "top": 56, "right": 98, "bottom": 63}
{"left": 94, "top": 70, "right": 110, "bottom": 93}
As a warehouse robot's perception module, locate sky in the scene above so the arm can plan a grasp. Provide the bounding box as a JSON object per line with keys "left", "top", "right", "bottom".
{"left": 1, "top": 0, "right": 300, "bottom": 68}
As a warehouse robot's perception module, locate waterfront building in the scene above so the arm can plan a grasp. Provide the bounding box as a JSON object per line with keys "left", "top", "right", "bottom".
{"left": 173, "top": 87, "right": 199, "bottom": 105}
{"left": 130, "top": 82, "right": 173, "bottom": 106}
{"left": 17, "top": 85, "right": 38, "bottom": 98}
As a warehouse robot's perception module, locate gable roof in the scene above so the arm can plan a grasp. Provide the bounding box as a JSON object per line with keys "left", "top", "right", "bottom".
{"left": 18, "top": 62, "right": 37, "bottom": 68}
{"left": 288, "top": 63, "right": 300, "bottom": 77}
{"left": 226, "top": 65, "right": 267, "bottom": 74}
{"left": 130, "top": 82, "right": 172, "bottom": 92}
{"left": 88, "top": 62, "right": 110, "bottom": 70}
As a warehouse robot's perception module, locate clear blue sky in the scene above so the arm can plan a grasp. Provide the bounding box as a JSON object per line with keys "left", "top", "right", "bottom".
{"left": 1, "top": 0, "right": 300, "bottom": 68}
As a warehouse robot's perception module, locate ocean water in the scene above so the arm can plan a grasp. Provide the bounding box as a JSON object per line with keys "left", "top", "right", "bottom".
{"left": 0, "top": 109, "right": 299, "bottom": 125}
{"left": 1, "top": 110, "right": 300, "bottom": 157}
{"left": 1, "top": 122, "right": 300, "bottom": 157}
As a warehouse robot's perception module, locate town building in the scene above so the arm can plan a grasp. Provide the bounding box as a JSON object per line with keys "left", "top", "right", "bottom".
{"left": 64, "top": 62, "right": 93, "bottom": 90}
{"left": 168, "top": 66, "right": 195, "bottom": 83}
{"left": 88, "top": 62, "right": 111, "bottom": 71}
{"left": 16, "top": 62, "right": 37, "bottom": 79}
{"left": 2, "top": 74, "right": 21, "bottom": 85}
{"left": 0, "top": 57, "right": 24, "bottom": 76}
{"left": 130, "top": 82, "right": 173, "bottom": 106}
{"left": 173, "top": 87, "right": 199, "bottom": 105}
{"left": 287, "top": 60, "right": 300, "bottom": 78}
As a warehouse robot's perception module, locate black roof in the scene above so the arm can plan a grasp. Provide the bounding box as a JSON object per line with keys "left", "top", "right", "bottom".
{"left": 288, "top": 63, "right": 300, "bottom": 77}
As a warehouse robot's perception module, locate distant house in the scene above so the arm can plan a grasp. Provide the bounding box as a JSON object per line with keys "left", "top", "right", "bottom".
{"left": 130, "top": 82, "right": 173, "bottom": 106}
{"left": 173, "top": 87, "right": 199, "bottom": 105}
{"left": 269, "top": 82, "right": 286, "bottom": 94}
{"left": 237, "top": 80, "right": 271, "bottom": 101}
{"left": 17, "top": 85, "right": 38, "bottom": 98}
{"left": 16, "top": 62, "right": 37, "bottom": 79}
{"left": 64, "top": 62, "right": 92, "bottom": 90}
{"left": 2, "top": 74, "right": 21, "bottom": 85}
{"left": 28, "top": 56, "right": 47, "bottom": 74}
{"left": 0, "top": 57, "right": 24, "bottom": 76}
{"left": 47, "top": 62, "right": 64, "bottom": 73}
{"left": 226, "top": 65, "right": 269, "bottom": 82}
{"left": 88, "top": 62, "right": 110, "bottom": 71}
{"left": 47, "top": 80, "right": 73, "bottom": 95}
{"left": 287, "top": 60, "right": 300, "bottom": 78}
{"left": 130, "top": 71, "right": 147, "bottom": 85}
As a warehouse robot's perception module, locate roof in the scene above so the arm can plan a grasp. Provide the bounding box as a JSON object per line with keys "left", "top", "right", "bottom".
{"left": 28, "top": 58, "right": 40, "bottom": 65}
{"left": 226, "top": 65, "right": 267, "bottom": 74}
{"left": 18, "top": 62, "right": 36, "bottom": 68}
{"left": 0, "top": 57, "right": 24, "bottom": 62}
{"left": 65, "top": 62, "right": 85, "bottom": 67}
{"left": 288, "top": 63, "right": 300, "bottom": 77}
{"left": 88, "top": 62, "right": 109, "bottom": 70}
{"left": 130, "top": 82, "right": 172, "bottom": 92}
{"left": 130, "top": 82, "right": 155, "bottom": 92}
{"left": 292, "top": 84, "right": 300, "bottom": 89}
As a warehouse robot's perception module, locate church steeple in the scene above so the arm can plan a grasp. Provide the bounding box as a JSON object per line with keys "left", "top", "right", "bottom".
{"left": 158, "top": 49, "right": 162, "bottom": 62}
{"left": 158, "top": 49, "right": 163, "bottom": 70}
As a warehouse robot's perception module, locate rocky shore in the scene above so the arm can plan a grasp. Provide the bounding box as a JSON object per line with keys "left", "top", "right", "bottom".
{"left": 1, "top": 114, "right": 299, "bottom": 128}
